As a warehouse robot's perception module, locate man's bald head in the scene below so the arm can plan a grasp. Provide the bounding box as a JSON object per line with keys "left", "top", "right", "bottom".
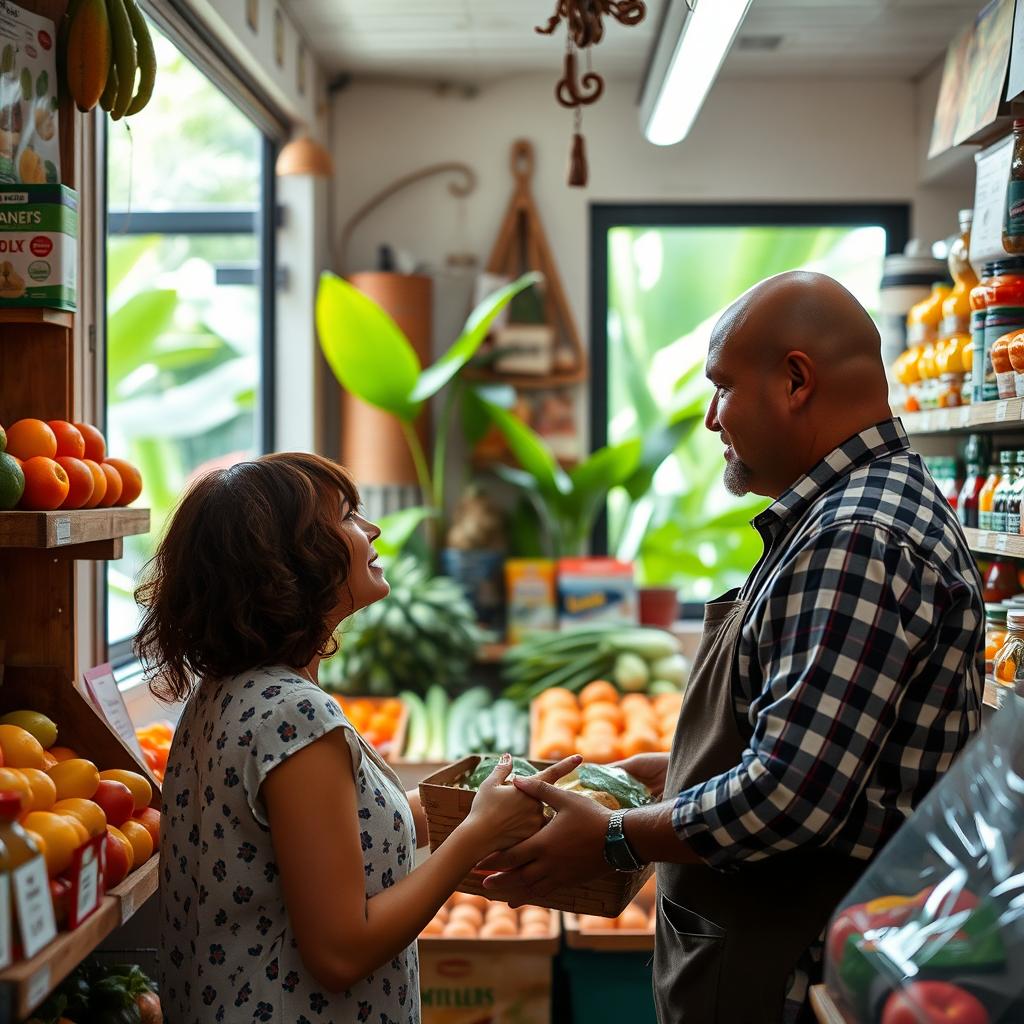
{"left": 704, "top": 272, "right": 893, "bottom": 499}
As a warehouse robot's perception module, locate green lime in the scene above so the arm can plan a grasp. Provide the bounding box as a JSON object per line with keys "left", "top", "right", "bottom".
{"left": 0, "top": 452, "right": 24, "bottom": 510}
{"left": 0, "top": 423, "right": 5, "bottom": 453}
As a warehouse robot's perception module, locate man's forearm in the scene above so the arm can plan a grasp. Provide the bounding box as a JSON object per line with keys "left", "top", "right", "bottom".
{"left": 624, "top": 800, "right": 703, "bottom": 865}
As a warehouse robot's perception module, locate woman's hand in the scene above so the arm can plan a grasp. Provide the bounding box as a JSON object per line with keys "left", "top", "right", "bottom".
{"left": 611, "top": 752, "right": 669, "bottom": 799}
{"left": 461, "top": 753, "right": 582, "bottom": 857}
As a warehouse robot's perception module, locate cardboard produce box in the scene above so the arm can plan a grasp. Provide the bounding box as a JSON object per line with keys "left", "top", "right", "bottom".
{"left": 0, "top": 183, "right": 76, "bottom": 309}
{"left": 419, "top": 755, "right": 653, "bottom": 917}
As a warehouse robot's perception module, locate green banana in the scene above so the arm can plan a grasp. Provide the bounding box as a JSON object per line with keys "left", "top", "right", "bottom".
{"left": 105, "top": 0, "right": 136, "bottom": 121}
{"left": 98, "top": 56, "right": 117, "bottom": 113}
{"left": 124, "top": 0, "right": 155, "bottom": 116}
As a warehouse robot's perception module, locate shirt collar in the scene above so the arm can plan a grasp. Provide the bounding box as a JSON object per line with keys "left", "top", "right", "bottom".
{"left": 752, "top": 417, "right": 911, "bottom": 536}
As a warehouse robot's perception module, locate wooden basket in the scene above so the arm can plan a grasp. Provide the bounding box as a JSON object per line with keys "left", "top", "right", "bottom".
{"left": 419, "top": 755, "right": 654, "bottom": 917}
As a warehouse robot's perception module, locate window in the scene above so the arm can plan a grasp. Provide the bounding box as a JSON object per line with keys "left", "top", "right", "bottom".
{"left": 592, "top": 204, "right": 909, "bottom": 609}
{"left": 105, "top": 26, "right": 274, "bottom": 655}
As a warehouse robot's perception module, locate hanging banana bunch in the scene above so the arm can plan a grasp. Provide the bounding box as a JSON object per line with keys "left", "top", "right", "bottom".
{"left": 60, "top": 0, "right": 156, "bottom": 118}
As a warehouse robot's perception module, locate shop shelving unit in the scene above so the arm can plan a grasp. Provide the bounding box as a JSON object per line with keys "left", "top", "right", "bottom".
{"left": 0, "top": 1, "right": 159, "bottom": 1016}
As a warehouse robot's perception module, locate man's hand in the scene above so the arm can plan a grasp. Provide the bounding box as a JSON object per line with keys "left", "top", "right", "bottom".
{"left": 611, "top": 752, "right": 669, "bottom": 799}
{"left": 478, "top": 774, "right": 612, "bottom": 907}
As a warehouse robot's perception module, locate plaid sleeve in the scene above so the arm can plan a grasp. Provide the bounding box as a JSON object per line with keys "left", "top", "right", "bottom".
{"left": 672, "top": 522, "right": 948, "bottom": 866}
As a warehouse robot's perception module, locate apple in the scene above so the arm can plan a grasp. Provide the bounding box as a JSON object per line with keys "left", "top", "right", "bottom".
{"left": 92, "top": 779, "right": 134, "bottom": 828}
{"left": 103, "top": 829, "right": 130, "bottom": 888}
{"left": 49, "top": 876, "right": 71, "bottom": 929}
{"left": 133, "top": 806, "right": 160, "bottom": 847}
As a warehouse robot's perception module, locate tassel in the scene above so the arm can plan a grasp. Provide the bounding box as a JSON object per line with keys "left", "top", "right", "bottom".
{"left": 568, "top": 132, "right": 588, "bottom": 187}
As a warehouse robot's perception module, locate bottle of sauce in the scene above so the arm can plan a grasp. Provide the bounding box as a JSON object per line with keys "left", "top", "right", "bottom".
{"left": 1003, "top": 119, "right": 1024, "bottom": 254}
{"left": 979, "top": 459, "right": 1004, "bottom": 531}
{"left": 984, "top": 560, "right": 1021, "bottom": 603}
{"left": 991, "top": 450, "right": 1016, "bottom": 533}
{"left": 969, "top": 265, "right": 995, "bottom": 403}
{"left": 1008, "top": 452, "right": 1024, "bottom": 535}
{"left": 958, "top": 450, "right": 987, "bottom": 529}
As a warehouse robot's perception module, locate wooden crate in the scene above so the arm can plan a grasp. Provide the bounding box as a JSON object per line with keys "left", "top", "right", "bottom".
{"left": 419, "top": 755, "right": 654, "bottom": 917}
{"left": 563, "top": 912, "right": 654, "bottom": 952}
{"left": 420, "top": 904, "right": 561, "bottom": 956}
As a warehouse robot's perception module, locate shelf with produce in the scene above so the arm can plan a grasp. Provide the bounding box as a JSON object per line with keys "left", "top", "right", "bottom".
{"left": 0, "top": 854, "right": 158, "bottom": 1022}
{"left": 0, "top": 309, "right": 75, "bottom": 329}
{"left": 962, "top": 527, "right": 1024, "bottom": 558}
{"left": 0, "top": 508, "right": 150, "bottom": 553}
{"left": 985, "top": 679, "right": 1012, "bottom": 710}
{"left": 902, "top": 400, "right": 1024, "bottom": 434}
{"left": 810, "top": 985, "right": 850, "bottom": 1024}
{"left": 461, "top": 365, "right": 587, "bottom": 390}
{"left": 476, "top": 641, "right": 508, "bottom": 663}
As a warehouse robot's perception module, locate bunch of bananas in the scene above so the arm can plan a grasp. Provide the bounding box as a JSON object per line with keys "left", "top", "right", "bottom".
{"left": 61, "top": 0, "right": 156, "bottom": 118}
{"left": 319, "top": 557, "right": 487, "bottom": 696}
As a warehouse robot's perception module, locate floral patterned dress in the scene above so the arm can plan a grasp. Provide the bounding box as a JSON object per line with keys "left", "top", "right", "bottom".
{"left": 159, "top": 665, "right": 419, "bottom": 1024}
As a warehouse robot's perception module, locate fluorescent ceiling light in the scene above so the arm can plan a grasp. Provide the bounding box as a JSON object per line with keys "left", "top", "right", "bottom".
{"left": 640, "top": 0, "right": 753, "bottom": 147}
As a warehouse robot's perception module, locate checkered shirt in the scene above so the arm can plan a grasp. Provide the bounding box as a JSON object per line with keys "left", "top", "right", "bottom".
{"left": 672, "top": 418, "right": 984, "bottom": 866}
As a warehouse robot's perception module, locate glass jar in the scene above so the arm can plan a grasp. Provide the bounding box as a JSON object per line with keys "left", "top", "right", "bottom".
{"left": 958, "top": 461, "right": 987, "bottom": 528}
{"left": 982, "top": 259, "right": 1024, "bottom": 402}
{"left": 970, "top": 264, "right": 996, "bottom": 403}
{"left": 1007, "top": 329, "right": 1024, "bottom": 399}
{"left": 938, "top": 373, "right": 964, "bottom": 408}
{"left": 979, "top": 459, "right": 1003, "bottom": 530}
{"left": 906, "top": 284, "right": 950, "bottom": 348}
{"left": 946, "top": 208, "right": 978, "bottom": 327}
{"left": 985, "top": 603, "right": 1009, "bottom": 677}
{"left": 992, "top": 609, "right": 1024, "bottom": 688}
{"left": 991, "top": 451, "right": 1017, "bottom": 533}
{"left": 1008, "top": 452, "right": 1024, "bottom": 534}
{"left": 984, "top": 559, "right": 1020, "bottom": 603}
{"left": 992, "top": 332, "right": 1017, "bottom": 398}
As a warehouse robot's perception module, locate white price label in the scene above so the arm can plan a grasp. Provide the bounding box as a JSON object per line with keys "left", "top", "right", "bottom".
{"left": 919, "top": 413, "right": 933, "bottom": 432}
{"left": 74, "top": 845, "right": 100, "bottom": 924}
{"left": 12, "top": 856, "right": 57, "bottom": 958}
{"left": 958, "top": 406, "right": 971, "bottom": 428}
{"left": 996, "top": 533, "right": 1010, "bottom": 552}
{"left": 978, "top": 532, "right": 992, "bottom": 549}
{"left": 26, "top": 966, "right": 51, "bottom": 1009}
{"left": 996, "top": 401, "right": 1010, "bottom": 422}
{"left": 54, "top": 517, "right": 71, "bottom": 545}
{"left": 0, "top": 877, "right": 11, "bottom": 970}
{"left": 82, "top": 664, "right": 145, "bottom": 759}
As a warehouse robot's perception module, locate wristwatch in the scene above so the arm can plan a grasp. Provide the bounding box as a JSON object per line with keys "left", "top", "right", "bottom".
{"left": 603, "top": 810, "right": 644, "bottom": 872}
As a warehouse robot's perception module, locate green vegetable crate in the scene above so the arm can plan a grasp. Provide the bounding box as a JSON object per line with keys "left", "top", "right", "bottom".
{"left": 419, "top": 755, "right": 654, "bottom": 916}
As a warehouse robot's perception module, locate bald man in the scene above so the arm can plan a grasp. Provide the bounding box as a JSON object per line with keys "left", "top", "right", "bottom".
{"left": 482, "top": 272, "right": 984, "bottom": 1022}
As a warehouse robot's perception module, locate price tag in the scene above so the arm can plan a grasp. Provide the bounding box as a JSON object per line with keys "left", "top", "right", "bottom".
{"left": 26, "top": 967, "right": 51, "bottom": 1010}
{"left": 971, "top": 136, "right": 1014, "bottom": 266}
{"left": 83, "top": 664, "right": 145, "bottom": 760}
{"left": 996, "top": 401, "right": 1010, "bottom": 422}
{"left": 919, "top": 413, "right": 933, "bottom": 432}
{"left": 958, "top": 406, "right": 971, "bottom": 428}
{"left": 0, "top": 877, "right": 11, "bottom": 969}
{"left": 996, "top": 533, "right": 1010, "bottom": 552}
{"left": 68, "top": 835, "right": 103, "bottom": 929}
{"left": 54, "top": 517, "right": 71, "bottom": 545}
{"left": 12, "top": 856, "right": 57, "bottom": 958}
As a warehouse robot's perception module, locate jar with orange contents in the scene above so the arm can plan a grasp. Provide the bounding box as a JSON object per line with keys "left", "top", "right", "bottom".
{"left": 984, "top": 604, "right": 1008, "bottom": 678}
{"left": 982, "top": 258, "right": 1024, "bottom": 402}
{"left": 991, "top": 331, "right": 1018, "bottom": 399}
{"left": 992, "top": 609, "right": 1024, "bottom": 690}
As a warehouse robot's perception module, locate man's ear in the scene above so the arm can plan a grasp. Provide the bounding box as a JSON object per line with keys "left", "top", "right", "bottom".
{"left": 786, "top": 351, "right": 814, "bottom": 409}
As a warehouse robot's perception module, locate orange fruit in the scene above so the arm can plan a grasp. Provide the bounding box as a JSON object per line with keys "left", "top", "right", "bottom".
{"left": 442, "top": 920, "right": 477, "bottom": 938}
{"left": 104, "top": 458, "right": 142, "bottom": 506}
{"left": 47, "top": 746, "right": 79, "bottom": 763}
{"left": 620, "top": 730, "right": 661, "bottom": 758}
{"left": 5, "top": 418, "right": 57, "bottom": 460}
{"left": 582, "top": 702, "right": 624, "bottom": 728}
{"left": 40, "top": 751, "right": 58, "bottom": 770}
{"left": 579, "top": 680, "right": 619, "bottom": 706}
{"left": 22, "top": 828, "right": 46, "bottom": 862}
{"left": 480, "top": 917, "right": 518, "bottom": 938}
{"left": 53, "top": 797, "right": 107, "bottom": 838}
{"left": 533, "top": 730, "right": 577, "bottom": 761}
{"left": 132, "top": 807, "right": 161, "bottom": 846}
{"left": 80, "top": 459, "right": 107, "bottom": 508}
{"left": 22, "top": 811, "right": 80, "bottom": 875}
{"left": 577, "top": 733, "right": 621, "bottom": 764}
{"left": 56, "top": 456, "right": 94, "bottom": 509}
{"left": 580, "top": 719, "right": 618, "bottom": 739}
{"left": 99, "top": 769, "right": 152, "bottom": 811}
{"left": 47, "top": 420, "right": 85, "bottom": 459}
{"left": 448, "top": 904, "right": 484, "bottom": 928}
{"left": 20, "top": 768, "right": 57, "bottom": 811}
{"left": 0, "top": 767, "right": 33, "bottom": 812}
{"left": 535, "top": 688, "right": 579, "bottom": 713}
{"left": 73, "top": 422, "right": 106, "bottom": 462}
{"left": 541, "top": 707, "right": 581, "bottom": 733}
{"left": 118, "top": 819, "right": 154, "bottom": 864}
{"left": 368, "top": 711, "right": 394, "bottom": 737}
{"left": 0, "top": 725, "right": 45, "bottom": 769}
{"left": 97, "top": 462, "right": 122, "bottom": 507}
{"left": 61, "top": 814, "right": 89, "bottom": 846}
{"left": 19, "top": 456, "right": 70, "bottom": 511}
{"left": 47, "top": 758, "right": 100, "bottom": 800}
{"left": 106, "top": 824, "right": 135, "bottom": 870}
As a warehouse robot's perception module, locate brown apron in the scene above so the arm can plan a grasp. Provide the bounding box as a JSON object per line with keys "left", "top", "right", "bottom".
{"left": 654, "top": 589, "right": 870, "bottom": 1024}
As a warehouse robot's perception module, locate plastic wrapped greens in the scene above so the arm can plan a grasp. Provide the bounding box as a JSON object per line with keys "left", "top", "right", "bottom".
{"left": 823, "top": 695, "right": 1024, "bottom": 1023}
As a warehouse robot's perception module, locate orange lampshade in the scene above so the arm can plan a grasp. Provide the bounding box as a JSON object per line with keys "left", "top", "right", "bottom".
{"left": 275, "top": 136, "right": 334, "bottom": 177}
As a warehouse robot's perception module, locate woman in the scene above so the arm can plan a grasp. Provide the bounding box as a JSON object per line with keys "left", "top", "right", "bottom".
{"left": 138, "top": 453, "right": 573, "bottom": 1023}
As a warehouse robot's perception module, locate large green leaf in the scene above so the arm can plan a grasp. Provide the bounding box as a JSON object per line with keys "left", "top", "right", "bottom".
{"left": 316, "top": 272, "right": 422, "bottom": 421}
{"left": 374, "top": 506, "right": 436, "bottom": 561}
{"left": 411, "top": 272, "right": 541, "bottom": 402}
{"left": 107, "top": 289, "right": 179, "bottom": 383}
{"left": 482, "top": 402, "right": 571, "bottom": 499}
{"left": 622, "top": 400, "right": 704, "bottom": 500}
{"left": 567, "top": 438, "right": 642, "bottom": 517}
{"left": 461, "top": 384, "right": 516, "bottom": 446}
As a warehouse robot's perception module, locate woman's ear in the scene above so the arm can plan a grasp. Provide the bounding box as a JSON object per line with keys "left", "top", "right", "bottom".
{"left": 786, "top": 351, "right": 815, "bottom": 410}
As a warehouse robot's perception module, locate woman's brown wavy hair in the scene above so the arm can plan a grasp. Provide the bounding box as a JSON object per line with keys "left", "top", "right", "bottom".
{"left": 135, "top": 452, "right": 361, "bottom": 703}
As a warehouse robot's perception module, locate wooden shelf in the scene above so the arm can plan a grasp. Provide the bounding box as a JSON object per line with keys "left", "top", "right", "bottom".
{"left": 985, "top": 679, "right": 1013, "bottom": 710}
{"left": 903, "top": 399, "right": 1024, "bottom": 434}
{"left": 0, "top": 308, "right": 74, "bottom": 329}
{"left": 0, "top": 508, "right": 149, "bottom": 551}
{"left": 0, "top": 854, "right": 159, "bottom": 1021}
{"left": 462, "top": 365, "right": 586, "bottom": 390}
{"left": 961, "top": 527, "right": 1024, "bottom": 558}
{"left": 810, "top": 986, "right": 850, "bottom": 1024}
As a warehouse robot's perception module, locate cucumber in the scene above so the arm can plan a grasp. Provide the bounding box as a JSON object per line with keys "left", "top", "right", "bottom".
{"left": 400, "top": 691, "right": 429, "bottom": 760}
{"left": 511, "top": 709, "right": 530, "bottom": 757}
{"left": 491, "top": 699, "right": 520, "bottom": 752}
{"left": 446, "top": 686, "right": 491, "bottom": 760}
{"left": 425, "top": 685, "right": 450, "bottom": 760}
{"left": 475, "top": 707, "right": 496, "bottom": 751}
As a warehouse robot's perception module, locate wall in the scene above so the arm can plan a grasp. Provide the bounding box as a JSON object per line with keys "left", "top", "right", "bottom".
{"left": 330, "top": 72, "right": 975, "bottom": 350}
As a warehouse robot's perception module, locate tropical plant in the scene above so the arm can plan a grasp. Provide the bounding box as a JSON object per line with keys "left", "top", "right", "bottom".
{"left": 315, "top": 270, "right": 538, "bottom": 533}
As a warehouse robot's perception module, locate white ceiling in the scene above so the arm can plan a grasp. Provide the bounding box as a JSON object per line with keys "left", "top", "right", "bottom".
{"left": 283, "top": 0, "right": 987, "bottom": 84}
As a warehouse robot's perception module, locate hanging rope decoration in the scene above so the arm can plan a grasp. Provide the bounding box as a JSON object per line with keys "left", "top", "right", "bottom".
{"left": 536, "top": 1, "right": 646, "bottom": 187}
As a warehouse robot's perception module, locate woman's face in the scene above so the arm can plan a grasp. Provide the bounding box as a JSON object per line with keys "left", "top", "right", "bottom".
{"left": 334, "top": 503, "right": 390, "bottom": 620}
